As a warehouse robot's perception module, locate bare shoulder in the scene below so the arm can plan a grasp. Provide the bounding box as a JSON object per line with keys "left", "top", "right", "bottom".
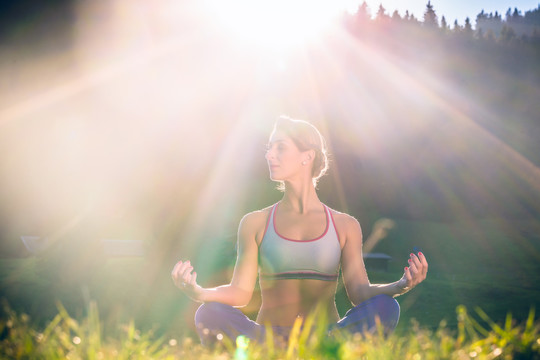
{"left": 240, "top": 205, "right": 272, "bottom": 227}
{"left": 327, "top": 207, "right": 363, "bottom": 247}
{"left": 238, "top": 204, "right": 274, "bottom": 244}
{"left": 327, "top": 207, "right": 362, "bottom": 231}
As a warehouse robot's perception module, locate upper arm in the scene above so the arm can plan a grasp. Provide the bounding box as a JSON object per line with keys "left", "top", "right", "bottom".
{"left": 229, "top": 211, "right": 264, "bottom": 303}
{"left": 339, "top": 215, "right": 370, "bottom": 305}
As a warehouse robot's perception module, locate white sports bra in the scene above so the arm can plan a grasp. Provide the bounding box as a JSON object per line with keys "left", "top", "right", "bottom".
{"left": 259, "top": 202, "right": 341, "bottom": 281}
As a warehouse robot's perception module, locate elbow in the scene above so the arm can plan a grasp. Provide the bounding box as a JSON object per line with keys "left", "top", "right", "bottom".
{"left": 228, "top": 296, "right": 251, "bottom": 308}
{"left": 228, "top": 286, "right": 253, "bottom": 307}
{"left": 348, "top": 285, "right": 371, "bottom": 306}
{"left": 235, "top": 292, "right": 253, "bottom": 307}
{"left": 349, "top": 296, "right": 363, "bottom": 307}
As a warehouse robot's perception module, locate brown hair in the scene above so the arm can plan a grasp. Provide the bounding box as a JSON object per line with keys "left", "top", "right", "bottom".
{"left": 272, "top": 115, "right": 329, "bottom": 190}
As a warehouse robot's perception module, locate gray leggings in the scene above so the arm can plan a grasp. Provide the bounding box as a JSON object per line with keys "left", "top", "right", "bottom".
{"left": 194, "top": 294, "right": 400, "bottom": 345}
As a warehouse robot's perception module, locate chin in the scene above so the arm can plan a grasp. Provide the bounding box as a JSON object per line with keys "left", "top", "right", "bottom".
{"left": 269, "top": 173, "right": 283, "bottom": 182}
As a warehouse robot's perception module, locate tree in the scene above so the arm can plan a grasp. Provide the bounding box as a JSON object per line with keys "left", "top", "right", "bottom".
{"left": 475, "top": 27, "right": 484, "bottom": 39}
{"left": 441, "top": 15, "right": 448, "bottom": 32}
{"left": 476, "top": 9, "right": 488, "bottom": 28}
{"left": 485, "top": 29, "right": 496, "bottom": 41}
{"left": 391, "top": 10, "right": 401, "bottom": 22}
{"left": 511, "top": 8, "right": 521, "bottom": 22}
{"left": 500, "top": 24, "right": 516, "bottom": 42}
{"left": 404, "top": 10, "right": 410, "bottom": 21}
{"left": 476, "top": 10, "right": 487, "bottom": 22}
{"left": 464, "top": 17, "right": 473, "bottom": 36}
{"left": 453, "top": 19, "right": 461, "bottom": 33}
{"left": 532, "top": 28, "right": 540, "bottom": 45}
{"left": 524, "top": 5, "right": 540, "bottom": 25}
{"left": 423, "top": 1, "right": 438, "bottom": 28}
{"left": 376, "top": 4, "right": 389, "bottom": 21}
{"left": 356, "top": 1, "right": 371, "bottom": 24}
{"left": 505, "top": 8, "right": 513, "bottom": 22}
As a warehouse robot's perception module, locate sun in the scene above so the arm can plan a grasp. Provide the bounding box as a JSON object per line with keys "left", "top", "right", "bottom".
{"left": 201, "top": 0, "right": 350, "bottom": 54}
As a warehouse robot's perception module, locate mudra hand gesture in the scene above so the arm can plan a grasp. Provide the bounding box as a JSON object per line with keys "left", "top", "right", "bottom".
{"left": 396, "top": 251, "right": 428, "bottom": 294}
{"left": 171, "top": 260, "right": 204, "bottom": 302}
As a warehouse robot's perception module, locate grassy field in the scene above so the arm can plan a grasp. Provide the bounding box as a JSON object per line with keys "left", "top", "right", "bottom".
{"left": 0, "top": 217, "right": 539, "bottom": 357}
{"left": 1, "top": 299, "right": 539, "bottom": 359}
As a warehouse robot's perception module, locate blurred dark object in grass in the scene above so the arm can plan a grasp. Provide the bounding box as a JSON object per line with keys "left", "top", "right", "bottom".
{"left": 35, "top": 226, "right": 106, "bottom": 287}
{"left": 363, "top": 253, "right": 392, "bottom": 272}
{"left": 20, "top": 236, "right": 53, "bottom": 255}
{"left": 24, "top": 228, "right": 145, "bottom": 289}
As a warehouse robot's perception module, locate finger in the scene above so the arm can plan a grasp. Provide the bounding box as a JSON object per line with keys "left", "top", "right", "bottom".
{"left": 404, "top": 267, "right": 412, "bottom": 283}
{"left": 190, "top": 272, "right": 197, "bottom": 286}
{"left": 411, "top": 253, "right": 427, "bottom": 278}
{"left": 182, "top": 266, "right": 194, "bottom": 282}
{"left": 171, "top": 261, "right": 183, "bottom": 277}
{"left": 409, "top": 253, "right": 422, "bottom": 268}
{"left": 411, "top": 254, "right": 425, "bottom": 276}
{"left": 407, "top": 258, "right": 419, "bottom": 274}
{"left": 183, "top": 274, "right": 191, "bottom": 286}
{"left": 174, "top": 262, "right": 191, "bottom": 283}
{"left": 411, "top": 258, "right": 425, "bottom": 280}
{"left": 418, "top": 252, "right": 428, "bottom": 273}
{"left": 412, "top": 261, "right": 423, "bottom": 281}
{"left": 181, "top": 264, "right": 193, "bottom": 276}
{"left": 171, "top": 262, "right": 183, "bottom": 282}
{"left": 176, "top": 261, "right": 192, "bottom": 277}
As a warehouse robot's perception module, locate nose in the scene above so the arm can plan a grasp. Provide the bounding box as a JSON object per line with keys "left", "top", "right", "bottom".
{"left": 265, "top": 148, "right": 274, "bottom": 161}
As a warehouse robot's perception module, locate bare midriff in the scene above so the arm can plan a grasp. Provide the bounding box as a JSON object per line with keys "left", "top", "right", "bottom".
{"left": 256, "top": 278, "right": 340, "bottom": 326}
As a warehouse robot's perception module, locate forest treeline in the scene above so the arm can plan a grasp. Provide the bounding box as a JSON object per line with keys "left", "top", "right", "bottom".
{"left": 342, "top": 1, "right": 540, "bottom": 45}
{"left": 302, "top": 2, "right": 540, "bottom": 222}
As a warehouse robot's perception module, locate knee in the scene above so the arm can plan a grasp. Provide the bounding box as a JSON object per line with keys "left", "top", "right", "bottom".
{"left": 194, "top": 302, "right": 233, "bottom": 346}
{"left": 194, "top": 302, "right": 230, "bottom": 329}
{"left": 371, "top": 295, "right": 400, "bottom": 329}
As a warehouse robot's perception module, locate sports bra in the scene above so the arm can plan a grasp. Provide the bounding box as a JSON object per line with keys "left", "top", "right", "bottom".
{"left": 259, "top": 202, "right": 341, "bottom": 281}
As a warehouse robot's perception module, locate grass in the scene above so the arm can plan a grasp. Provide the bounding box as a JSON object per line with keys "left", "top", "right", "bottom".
{"left": 0, "top": 216, "right": 539, "bottom": 357}
{"left": 1, "top": 300, "right": 539, "bottom": 359}
{"left": 1, "top": 255, "right": 536, "bottom": 339}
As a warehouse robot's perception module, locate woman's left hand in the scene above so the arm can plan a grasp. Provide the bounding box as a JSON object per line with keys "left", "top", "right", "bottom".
{"left": 396, "top": 252, "right": 428, "bottom": 294}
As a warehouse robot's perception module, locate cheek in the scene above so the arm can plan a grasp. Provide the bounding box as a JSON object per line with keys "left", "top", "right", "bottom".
{"left": 279, "top": 151, "right": 292, "bottom": 162}
{"left": 283, "top": 153, "right": 301, "bottom": 166}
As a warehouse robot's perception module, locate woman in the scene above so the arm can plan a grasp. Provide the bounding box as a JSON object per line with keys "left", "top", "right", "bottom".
{"left": 171, "top": 116, "right": 428, "bottom": 345}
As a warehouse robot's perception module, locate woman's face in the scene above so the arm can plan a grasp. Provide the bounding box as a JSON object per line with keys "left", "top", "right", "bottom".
{"left": 265, "top": 130, "right": 307, "bottom": 182}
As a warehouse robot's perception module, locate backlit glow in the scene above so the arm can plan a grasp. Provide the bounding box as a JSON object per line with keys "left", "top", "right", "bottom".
{"left": 201, "top": 0, "right": 350, "bottom": 53}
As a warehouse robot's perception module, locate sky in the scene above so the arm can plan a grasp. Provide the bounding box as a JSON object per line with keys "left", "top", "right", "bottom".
{"left": 360, "top": 0, "right": 540, "bottom": 23}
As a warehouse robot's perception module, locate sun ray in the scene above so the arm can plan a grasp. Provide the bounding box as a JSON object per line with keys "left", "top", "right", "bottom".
{"left": 313, "top": 25, "right": 540, "bottom": 220}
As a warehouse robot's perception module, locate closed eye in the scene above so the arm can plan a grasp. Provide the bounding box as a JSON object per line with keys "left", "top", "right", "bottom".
{"left": 266, "top": 139, "right": 288, "bottom": 153}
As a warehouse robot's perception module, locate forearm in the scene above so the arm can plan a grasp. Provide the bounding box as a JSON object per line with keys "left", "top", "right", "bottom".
{"left": 197, "top": 284, "right": 253, "bottom": 307}
{"left": 348, "top": 281, "right": 408, "bottom": 306}
{"left": 368, "top": 281, "right": 409, "bottom": 298}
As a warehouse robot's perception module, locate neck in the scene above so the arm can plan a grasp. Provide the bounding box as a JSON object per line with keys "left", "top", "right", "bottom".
{"left": 281, "top": 179, "right": 321, "bottom": 214}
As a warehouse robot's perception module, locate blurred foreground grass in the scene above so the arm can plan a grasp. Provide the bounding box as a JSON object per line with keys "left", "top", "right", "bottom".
{"left": 1, "top": 300, "right": 538, "bottom": 359}
{"left": 1, "top": 217, "right": 539, "bottom": 358}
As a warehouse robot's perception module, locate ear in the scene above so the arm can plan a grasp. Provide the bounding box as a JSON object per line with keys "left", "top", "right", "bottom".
{"left": 303, "top": 149, "right": 315, "bottom": 163}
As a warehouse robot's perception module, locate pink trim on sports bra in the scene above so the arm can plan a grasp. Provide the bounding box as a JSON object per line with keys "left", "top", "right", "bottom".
{"left": 260, "top": 205, "right": 274, "bottom": 246}
{"left": 328, "top": 208, "right": 341, "bottom": 247}
{"left": 272, "top": 202, "right": 330, "bottom": 242}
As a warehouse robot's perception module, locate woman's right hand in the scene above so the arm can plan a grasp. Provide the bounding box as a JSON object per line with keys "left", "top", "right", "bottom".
{"left": 171, "top": 260, "right": 204, "bottom": 302}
